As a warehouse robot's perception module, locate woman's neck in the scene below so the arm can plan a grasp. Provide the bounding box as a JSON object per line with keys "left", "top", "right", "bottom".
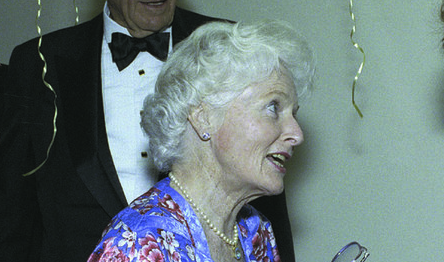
{"left": 169, "top": 168, "right": 248, "bottom": 261}
{"left": 170, "top": 167, "right": 245, "bottom": 235}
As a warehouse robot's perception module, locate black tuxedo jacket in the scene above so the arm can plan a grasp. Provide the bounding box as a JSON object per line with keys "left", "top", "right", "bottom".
{"left": 0, "top": 8, "right": 295, "bottom": 262}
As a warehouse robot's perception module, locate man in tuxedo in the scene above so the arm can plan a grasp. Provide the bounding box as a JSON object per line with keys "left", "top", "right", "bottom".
{"left": 0, "top": 0, "right": 295, "bottom": 261}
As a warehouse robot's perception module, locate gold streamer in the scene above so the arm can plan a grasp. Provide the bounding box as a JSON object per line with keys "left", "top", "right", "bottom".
{"left": 349, "top": 0, "right": 365, "bottom": 118}
{"left": 23, "top": 0, "right": 57, "bottom": 176}
{"left": 24, "top": 0, "right": 80, "bottom": 176}
{"left": 24, "top": 1, "right": 80, "bottom": 176}
{"left": 74, "top": 0, "right": 79, "bottom": 25}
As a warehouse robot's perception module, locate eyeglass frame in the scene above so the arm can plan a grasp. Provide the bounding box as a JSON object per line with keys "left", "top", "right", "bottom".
{"left": 331, "top": 241, "right": 370, "bottom": 262}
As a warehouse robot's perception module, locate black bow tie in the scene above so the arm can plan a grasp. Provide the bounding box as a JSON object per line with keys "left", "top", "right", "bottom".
{"left": 109, "top": 32, "right": 170, "bottom": 71}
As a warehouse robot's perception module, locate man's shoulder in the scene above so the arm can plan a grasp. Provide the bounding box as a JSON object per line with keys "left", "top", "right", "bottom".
{"left": 13, "top": 14, "right": 103, "bottom": 54}
{"left": 50, "top": 13, "right": 103, "bottom": 39}
{"left": 172, "top": 7, "right": 230, "bottom": 44}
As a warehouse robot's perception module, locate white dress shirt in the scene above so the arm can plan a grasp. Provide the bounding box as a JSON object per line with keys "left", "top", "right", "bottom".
{"left": 101, "top": 2, "right": 173, "bottom": 203}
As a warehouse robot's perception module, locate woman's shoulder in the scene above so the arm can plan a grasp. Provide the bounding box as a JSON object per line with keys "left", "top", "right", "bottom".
{"left": 88, "top": 179, "right": 198, "bottom": 262}
{"left": 88, "top": 215, "right": 197, "bottom": 262}
{"left": 122, "top": 178, "right": 188, "bottom": 226}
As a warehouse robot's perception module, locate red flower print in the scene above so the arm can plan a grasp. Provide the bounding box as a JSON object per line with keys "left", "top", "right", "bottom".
{"left": 143, "top": 187, "right": 161, "bottom": 197}
{"left": 158, "top": 194, "right": 179, "bottom": 211}
{"left": 267, "top": 226, "right": 276, "bottom": 247}
{"left": 131, "top": 197, "right": 155, "bottom": 215}
{"left": 158, "top": 194, "right": 185, "bottom": 222}
{"left": 138, "top": 233, "right": 165, "bottom": 262}
{"left": 130, "top": 187, "right": 160, "bottom": 214}
{"left": 171, "top": 251, "right": 182, "bottom": 262}
{"left": 111, "top": 249, "right": 131, "bottom": 262}
{"left": 138, "top": 245, "right": 165, "bottom": 262}
{"left": 89, "top": 237, "right": 130, "bottom": 262}
{"left": 252, "top": 225, "right": 270, "bottom": 262}
{"left": 139, "top": 233, "right": 158, "bottom": 247}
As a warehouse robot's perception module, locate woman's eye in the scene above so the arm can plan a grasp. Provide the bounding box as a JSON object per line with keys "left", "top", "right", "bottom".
{"left": 267, "top": 101, "right": 279, "bottom": 114}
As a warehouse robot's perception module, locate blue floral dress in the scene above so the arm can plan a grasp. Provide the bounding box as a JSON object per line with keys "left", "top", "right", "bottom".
{"left": 88, "top": 178, "right": 281, "bottom": 262}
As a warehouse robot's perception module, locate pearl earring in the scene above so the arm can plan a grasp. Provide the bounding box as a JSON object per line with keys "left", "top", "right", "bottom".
{"left": 202, "top": 132, "right": 211, "bottom": 141}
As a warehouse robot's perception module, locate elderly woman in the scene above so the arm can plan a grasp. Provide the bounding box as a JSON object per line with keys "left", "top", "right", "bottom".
{"left": 88, "top": 19, "right": 314, "bottom": 261}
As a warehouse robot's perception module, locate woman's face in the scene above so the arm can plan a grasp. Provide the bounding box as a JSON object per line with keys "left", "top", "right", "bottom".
{"left": 212, "top": 72, "right": 303, "bottom": 196}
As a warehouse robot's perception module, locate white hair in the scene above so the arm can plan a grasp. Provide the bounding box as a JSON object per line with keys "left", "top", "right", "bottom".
{"left": 141, "top": 20, "right": 315, "bottom": 172}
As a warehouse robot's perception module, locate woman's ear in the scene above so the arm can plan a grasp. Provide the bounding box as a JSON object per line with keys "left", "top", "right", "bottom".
{"left": 188, "top": 104, "right": 213, "bottom": 141}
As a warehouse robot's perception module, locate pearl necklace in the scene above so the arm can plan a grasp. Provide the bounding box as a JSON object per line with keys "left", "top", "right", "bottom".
{"left": 169, "top": 173, "right": 242, "bottom": 260}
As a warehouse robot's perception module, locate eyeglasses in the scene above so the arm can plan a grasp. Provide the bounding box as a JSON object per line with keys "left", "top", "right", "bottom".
{"left": 331, "top": 242, "right": 369, "bottom": 262}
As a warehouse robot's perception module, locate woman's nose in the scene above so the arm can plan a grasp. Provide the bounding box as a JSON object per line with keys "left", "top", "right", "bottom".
{"left": 283, "top": 116, "right": 304, "bottom": 146}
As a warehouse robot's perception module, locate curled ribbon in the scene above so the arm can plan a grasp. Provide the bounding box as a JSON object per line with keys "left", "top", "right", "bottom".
{"left": 74, "top": 0, "right": 79, "bottom": 25}
{"left": 349, "top": 0, "right": 365, "bottom": 118}
{"left": 24, "top": 0, "right": 79, "bottom": 176}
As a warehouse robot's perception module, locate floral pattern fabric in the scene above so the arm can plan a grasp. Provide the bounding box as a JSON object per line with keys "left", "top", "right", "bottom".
{"left": 88, "top": 178, "right": 281, "bottom": 262}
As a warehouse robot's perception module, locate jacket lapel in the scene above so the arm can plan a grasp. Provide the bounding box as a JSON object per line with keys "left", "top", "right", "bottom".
{"left": 53, "top": 15, "right": 127, "bottom": 217}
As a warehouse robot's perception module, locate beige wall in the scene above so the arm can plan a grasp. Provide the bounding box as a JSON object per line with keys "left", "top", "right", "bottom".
{"left": 2, "top": 1, "right": 444, "bottom": 261}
